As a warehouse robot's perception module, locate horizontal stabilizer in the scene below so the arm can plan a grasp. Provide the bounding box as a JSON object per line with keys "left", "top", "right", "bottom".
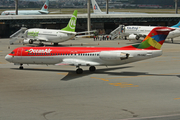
{"left": 38, "top": 10, "right": 49, "bottom": 14}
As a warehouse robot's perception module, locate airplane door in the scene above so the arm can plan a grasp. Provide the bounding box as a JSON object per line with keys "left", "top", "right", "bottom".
{"left": 16, "top": 48, "right": 23, "bottom": 59}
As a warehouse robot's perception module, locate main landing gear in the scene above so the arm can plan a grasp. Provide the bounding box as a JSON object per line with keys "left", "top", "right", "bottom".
{"left": 19, "top": 64, "right": 23, "bottom": 69}
{"left": 76, "top": 67, "right": 83, "bottom": 74}
{"left": 39, "top": 42, "right": 44, "bottom": 46}
{"left": 171, "top": 38, "right": 174, "bottom": 43}
{"left": 54, "top": 43, "right": 58, "bottom": 46}
{"left": 89, "top": 66, "right": 96, "bottom": 72}
{"left": 76, "top": 66, "right": 96, "bottom": 74}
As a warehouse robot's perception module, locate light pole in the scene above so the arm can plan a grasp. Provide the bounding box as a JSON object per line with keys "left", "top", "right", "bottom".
{"left": 106, "top": 0, "right": 109, "bottom": 14}
{"left": 175, "top": 0, "right": 178, "bottom": 14}
{"left": 87, "top": 0, "right": 91, "bottom": 33}
{"left": 15, "top": 0, "right": 18, "bottom": 15}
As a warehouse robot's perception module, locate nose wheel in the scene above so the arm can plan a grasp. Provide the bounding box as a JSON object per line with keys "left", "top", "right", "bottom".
{"left": 19, "top": 64, "right": 23, "bottom": 69}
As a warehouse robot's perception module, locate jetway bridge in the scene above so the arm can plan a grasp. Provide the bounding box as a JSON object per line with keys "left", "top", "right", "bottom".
{"left": 0, "top": 14, "right": 180, "bottom": 38}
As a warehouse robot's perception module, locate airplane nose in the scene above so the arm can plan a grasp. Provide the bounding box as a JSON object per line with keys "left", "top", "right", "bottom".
{"left": 5, "top": 55, "right": 13, "bottom": 62}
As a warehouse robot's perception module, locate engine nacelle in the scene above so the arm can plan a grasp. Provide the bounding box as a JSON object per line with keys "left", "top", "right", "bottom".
{"left": 99, "top": 51, "right": 129, "bottom": 61}
{"left": 128, "top": 34, "right": 140, "bottom": 40}
{"left": 23, "top": 39, "right": 33, "bottom": 44}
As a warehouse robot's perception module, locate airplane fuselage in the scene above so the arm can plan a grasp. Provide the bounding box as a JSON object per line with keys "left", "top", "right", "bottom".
{"left": 123, "top": 26, "right": 180, "bottom": 39}
{"left": 24, "top": 28, "right": 76, "bottom": 43}
{"left": 1, "top": 10, "right": 48, "bottom": 15}
{"left": 5, "top": 27, "right": 173, "bottom": 74}
{"left": 5, "top": 47, "right": 162, "bottom": 66}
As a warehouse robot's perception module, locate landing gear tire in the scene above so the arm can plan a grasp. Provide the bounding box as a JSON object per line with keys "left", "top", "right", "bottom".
{"left": 19, "top": 64, "right": 23, "bottom": 69}
{"left": 124, "top": 36, "right": 127, "bottom": 40}
{"left": 89, "top": 66, "right": 96, "bottom": 72}
{"left": 29, "top": 39, "right": 33, "bottom": 44}
{"left": 171, "top": 38, "right": 173, "bottom": 43}
{"left": 76, "top": 68, "right": 83, "bottom": 74}
{"left": 136, "top": 36, "right": 140, "bottom": 40}
{"left": 19, "top": 66, "right": 24, "bottom": 69}
{"left": 39, "top": 43, "right": 44, "bottom": 46}
{"left": 54, "top": 43, "right": 58, "bottom": 46}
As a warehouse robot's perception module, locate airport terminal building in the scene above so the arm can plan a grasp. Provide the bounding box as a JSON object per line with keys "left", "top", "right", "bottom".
{"left": 0, "top": 14, "right": 180, "bottom": 38}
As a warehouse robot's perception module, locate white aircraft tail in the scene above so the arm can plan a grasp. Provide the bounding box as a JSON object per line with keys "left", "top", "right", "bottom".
{"left": 40, "top": 0, "right": 49, "bottom": 14}
{"left": 10, "top": 27, "right": 27, "bottom": 45}
{"left": 91, "top": 0, "right": 102, "bottom": 14}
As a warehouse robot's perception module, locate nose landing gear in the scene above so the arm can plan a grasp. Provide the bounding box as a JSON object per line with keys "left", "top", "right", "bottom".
{"left": 19, "top": 64, "right": 23, "bottom": 69}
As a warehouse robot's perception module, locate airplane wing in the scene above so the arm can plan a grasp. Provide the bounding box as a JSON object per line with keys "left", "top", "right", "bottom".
{"left": 35, "top": 37, "right": 49, "bottom": 41}
{"left": 55, "top": 59, "right": 100, "bottom": 66}
{"left": 76, "top": 30, "right": 97, "bottom": 35}
{"left": 135, "top": 33, "right": 149, "bottom": 36}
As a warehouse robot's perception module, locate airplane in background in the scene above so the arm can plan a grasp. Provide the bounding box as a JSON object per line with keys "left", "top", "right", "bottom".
{"left": 91, "top": 0, "right": 147, "bottom": 14}
{"left": 1, "top": 0, "right": 49, "bottom": 15}
{"left": 23, "top": 10, "right": 77, "bottom": 46}
{"left": 5, "top": 27, "right": 174, "bottom": 74}
{"left": 121, "top": 21, "right": 180, "bottom": 42}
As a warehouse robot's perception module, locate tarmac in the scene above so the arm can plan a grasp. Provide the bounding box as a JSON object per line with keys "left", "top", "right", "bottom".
{"left": 1, "top": 37, "right": 180, "bottom": 120}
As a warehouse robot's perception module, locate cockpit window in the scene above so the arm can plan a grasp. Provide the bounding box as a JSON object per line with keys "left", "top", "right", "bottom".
{"left": 11, "top": 51, "right": 15, "bottom": 54}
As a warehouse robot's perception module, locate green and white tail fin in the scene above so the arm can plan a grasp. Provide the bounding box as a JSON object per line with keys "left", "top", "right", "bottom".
{"left": 61, "top": 10, "right": 78, "bottom": 32}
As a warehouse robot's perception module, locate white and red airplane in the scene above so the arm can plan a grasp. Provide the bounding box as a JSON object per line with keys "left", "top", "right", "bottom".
{"left": 5, "top": 27, "right": 174, "bottom": 74}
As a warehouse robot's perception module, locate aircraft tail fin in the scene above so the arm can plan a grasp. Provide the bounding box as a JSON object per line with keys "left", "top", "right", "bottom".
{"left": 61, "top": 10, "right": 78, "bottom": 32}
{"left": 136, "top": 27, "right": 174, "bottom": 49}
{"left": 41, "top": 0, "right": 49, "bottom": 12}
{"left": 91, "top": 0, "right": 102, "bottom": 14}
{"left": 171, "top": 21, "right": 180, "bottom": 28}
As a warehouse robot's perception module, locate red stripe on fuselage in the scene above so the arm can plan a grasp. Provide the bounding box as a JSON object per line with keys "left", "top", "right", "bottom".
{"left": 9, "top": 46, "right": 156, "bottom": 56}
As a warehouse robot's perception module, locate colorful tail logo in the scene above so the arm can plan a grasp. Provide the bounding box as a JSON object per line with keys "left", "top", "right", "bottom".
{"left": 138, "top": 27, "right": 174, "bottom": 49}
{"left": 94, "top": 4, "right": 98, "bottom": 10}
{"left": 44, "top": 4, "right": 48, "bottom": 9}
